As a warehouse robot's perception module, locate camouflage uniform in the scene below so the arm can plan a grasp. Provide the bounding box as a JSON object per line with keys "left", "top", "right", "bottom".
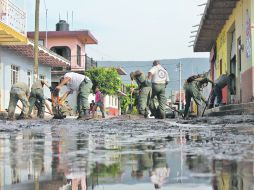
{"left": 183, "top": 77, "right": 212, "bottom": 118}
{"left": 8, "top": 82, "right": 30, "bottom": 120}
{"left": 131, "top": 71, "right": 152, "bottom": 117}
{"left": 209, "top": 74, "right": 235, "bottom": 107}
{"left": 28, "top": 80, "right": 46, "bottom": 118}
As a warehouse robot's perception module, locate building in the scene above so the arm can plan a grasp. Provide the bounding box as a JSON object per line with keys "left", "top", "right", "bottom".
{"left": 194, "top": 0, "right": 254, "bottom": 104}
{"left": 27, "top": 20, "right": 98, "bottom": 113}
{"left": 28, "top": 21, "right": 127, "bottom": 117}
{"left": 0, "top": 0, "right": 70, "bottom": 115}
{"left": 27, "top": 20, "right": 98, "bottom": 83}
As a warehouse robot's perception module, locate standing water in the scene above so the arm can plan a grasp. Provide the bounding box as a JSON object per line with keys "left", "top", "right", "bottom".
{"left": 0, "top": 116, "right": 254, "bottom": 190}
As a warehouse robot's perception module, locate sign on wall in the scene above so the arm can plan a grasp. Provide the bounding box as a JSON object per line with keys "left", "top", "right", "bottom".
{"left": 246, "top": 10, "right": 252, "bottom": 59}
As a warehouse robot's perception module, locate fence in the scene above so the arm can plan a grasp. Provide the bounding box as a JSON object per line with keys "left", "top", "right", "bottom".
{"left": 0, "top": 0, "right": 26, "bottom": 35}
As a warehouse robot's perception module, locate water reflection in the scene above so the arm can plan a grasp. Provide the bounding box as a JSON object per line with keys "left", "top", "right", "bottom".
{"left": 0, "top": 123, "right": 254, "bottom": 190}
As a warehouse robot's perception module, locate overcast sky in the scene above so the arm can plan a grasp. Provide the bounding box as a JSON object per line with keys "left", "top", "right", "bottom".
{"left": 15, "top": 0, "right": 209, "bottom": 61}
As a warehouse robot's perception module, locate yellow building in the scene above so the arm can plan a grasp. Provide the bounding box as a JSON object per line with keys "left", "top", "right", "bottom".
{"left": 194, "top": 0, "right": 254, "bottom": 104}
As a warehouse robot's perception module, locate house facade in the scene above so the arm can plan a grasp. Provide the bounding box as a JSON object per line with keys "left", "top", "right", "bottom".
{"left": 194, "top": 0, "right": 254, "bottom": 104}
{"left": 0, "top": 0, "right": 70, "bottom": 114}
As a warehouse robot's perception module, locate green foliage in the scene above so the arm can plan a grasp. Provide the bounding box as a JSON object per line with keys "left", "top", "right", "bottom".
{"left": 120, "top": 84, "right": 139, "bottom": 114}
{"left": 85, "top": 67, "right": 122, "bottom": 95}
{"left": 91, "top": 163, "right": 122, "bottom": 177}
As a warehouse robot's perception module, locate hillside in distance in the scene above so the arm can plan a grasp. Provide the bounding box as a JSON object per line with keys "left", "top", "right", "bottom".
{"left": 98, "top": 58, "right": 209, "bottom": 96}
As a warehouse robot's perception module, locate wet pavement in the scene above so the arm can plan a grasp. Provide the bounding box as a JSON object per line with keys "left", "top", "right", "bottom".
{"left": 0, "top": 115, "right": 254, "bottom": 190}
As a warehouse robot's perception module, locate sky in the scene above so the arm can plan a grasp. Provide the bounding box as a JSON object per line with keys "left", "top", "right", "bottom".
{"left": 14, "top": 0, "right": 209, "bottom": 61}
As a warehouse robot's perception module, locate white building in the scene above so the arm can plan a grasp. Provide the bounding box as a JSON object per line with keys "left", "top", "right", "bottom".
{"left": 0, "top": 0, "right": 70, "bottom": 114}
{"left": 0, "top": 41, "right": 70, "bottom": 113}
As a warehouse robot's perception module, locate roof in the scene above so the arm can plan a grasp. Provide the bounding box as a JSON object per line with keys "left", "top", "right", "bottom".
{"left": 27, "top": 30, "right": 98, "bottom": 45}
{"left": 194, "top": 0, "right": 239, "bottom": 52}
{"left": 4, "top": 40, "right": 70, "bottom": 67}
{"left": 116, "top": 67, "right": 127, "bottom": 75}
{"left": 52, "top": 67, "right": 127, "bottom": 76}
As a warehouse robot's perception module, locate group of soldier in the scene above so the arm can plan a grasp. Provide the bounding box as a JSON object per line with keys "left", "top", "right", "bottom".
{"left": 7, "top": 58, "right": 234, "bottom": 121}
{"left": 130, "top": 60, "right": 169, "bottom": 119}
{"left": 7, "top": 72, "right": 94, "bottom": 120}
{"left": 131, "top": 60, "right": 235, "bottom": 119}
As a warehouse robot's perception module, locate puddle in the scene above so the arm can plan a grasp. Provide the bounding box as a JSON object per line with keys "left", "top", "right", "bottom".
{"left": 0, "top": 117, "right": 254, "bottom": 189}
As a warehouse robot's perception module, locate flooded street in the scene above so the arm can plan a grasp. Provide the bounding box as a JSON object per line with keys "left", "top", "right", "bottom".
{"left": 1, "top": 116, "right": 254, "bottom": 190}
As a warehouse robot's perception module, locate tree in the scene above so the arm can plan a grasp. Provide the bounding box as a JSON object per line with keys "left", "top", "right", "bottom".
{"left": 85, "top": 67, "right": 122, "bottom": 95}
{"left": 119, "top": 84, "right": 139, "bottom": 114}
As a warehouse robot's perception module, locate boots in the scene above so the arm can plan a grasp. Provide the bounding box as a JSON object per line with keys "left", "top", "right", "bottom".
{"left": 77, "top": 109, "right": 91, "bottom": 120}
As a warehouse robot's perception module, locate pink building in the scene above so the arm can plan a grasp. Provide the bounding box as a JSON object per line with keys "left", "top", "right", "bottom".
{"left": 27, "top": 20, "right": 98, "bottom": 78}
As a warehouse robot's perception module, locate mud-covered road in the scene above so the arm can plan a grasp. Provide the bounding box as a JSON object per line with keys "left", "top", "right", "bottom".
{"left": 1, "top": 115, "right": 254, "bottom": 190}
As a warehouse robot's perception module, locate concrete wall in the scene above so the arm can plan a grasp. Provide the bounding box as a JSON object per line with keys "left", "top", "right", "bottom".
{"left": 0, "top": 47, "right": 52, "bottom": 112}
{"left": 215, "top": 0, "right": 253, "bottom": 103}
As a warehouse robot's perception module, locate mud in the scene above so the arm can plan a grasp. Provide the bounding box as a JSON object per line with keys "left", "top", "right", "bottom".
{"left": 0, "top": 115, "right": 254, "bottom": 189}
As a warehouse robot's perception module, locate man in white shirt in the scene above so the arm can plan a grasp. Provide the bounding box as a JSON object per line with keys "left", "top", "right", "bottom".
{"left": 55, "top": 72, "right": 93, "bottom": 120}
{"left": 148, "top": 60, "right": 169, "bottom": 119}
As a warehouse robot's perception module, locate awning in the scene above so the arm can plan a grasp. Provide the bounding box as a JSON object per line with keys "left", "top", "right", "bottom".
{"left": 116, "top": 67, "right": 127, "bottom": 75}
{"left": 0, "top": 21, "right": 27, "bottom": 45}
{"left": 194, "top": 0, "right": 239, "bottom": 52}
{"left": 4, "top": 40, "right": 70, "bottom": 67}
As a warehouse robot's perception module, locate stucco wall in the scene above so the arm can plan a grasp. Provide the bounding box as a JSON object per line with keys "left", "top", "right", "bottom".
{"left": 0, "top": 47, "right": 52, "bottom": 112}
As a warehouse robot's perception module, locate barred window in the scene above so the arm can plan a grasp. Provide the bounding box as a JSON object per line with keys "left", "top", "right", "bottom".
{"left": 39, "top": 75, "right": 45, "bottom": 80}
{"left": 11, "top": 65, "right": 19, "bottom": 85}
{"left": 27, "top": 71, "right": 32, "bottom": 88}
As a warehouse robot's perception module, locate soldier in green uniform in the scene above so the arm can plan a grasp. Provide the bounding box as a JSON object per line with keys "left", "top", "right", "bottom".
{"left": 183, "top": 75, "right": 214, "bottom": 119}
{"left": 148, "top": 60, "right": 169, "bottom": 119}
{"left": 28, "top": 80, "right": 52, "bottom": 119}
{"left": 8, "top": 82, "right": 30, "bottom": 120}
{"left": 209, "top": 73, "right": 235, "bottom": 108}
{"left": 130, "top": 70, "right": 152, "bottom": 118}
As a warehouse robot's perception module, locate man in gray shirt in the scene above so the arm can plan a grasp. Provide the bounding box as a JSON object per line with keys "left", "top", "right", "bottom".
{"left": 209, "top": 73, "right": 235, "bottom": 108}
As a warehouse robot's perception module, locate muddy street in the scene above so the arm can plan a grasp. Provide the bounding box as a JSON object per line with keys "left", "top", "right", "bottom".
{"left": 1, "top": 115, "right": 254, "bottom": 190}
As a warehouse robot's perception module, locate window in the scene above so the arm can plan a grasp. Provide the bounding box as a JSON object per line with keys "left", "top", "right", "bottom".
{"left": 11, "top": 65, "right": 19, "bottom": 85}
{"left": 27, "top": 71, "right": 32, "bottom": 88}
{"left": 77, "top": 45, "right": 81, "bottom": 66}
{"left": 115, "top": 98, "right": 118, "bottom": 107}
{"left": 39, "top": 75, "right": 45, "bottom": 80}
{"left": 38, "top": 39, "right": 44, "bottom": 46}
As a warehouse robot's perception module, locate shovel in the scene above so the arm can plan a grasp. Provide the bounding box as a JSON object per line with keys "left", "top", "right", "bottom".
{"left": 165, "top": 104, "right": 184, "bottom": 117}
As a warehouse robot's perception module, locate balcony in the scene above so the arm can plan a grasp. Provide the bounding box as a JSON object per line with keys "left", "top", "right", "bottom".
{"left": 52, "top": 54, "right": 97, "bottom": 75}
{"left": 85, "top": 54, "right": 97, "bottom": 70}
{"left": 0, "top": 0, "right": 27, "bottom": 45}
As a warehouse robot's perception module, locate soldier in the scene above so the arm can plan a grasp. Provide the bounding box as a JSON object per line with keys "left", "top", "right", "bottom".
{"left": 55, "top": 72, "right": 93, "bottom": 120}
{"left": 8, "top": 82, "right": 30, "bottom": 120}
{"left": 28, "top": 80, "right": 52, "bottom": 119}
{"left": 209, "top": 73, "right": 235, "bottom": 108}
{"left": 183, "top": 74, "right": 214, "bottom": 119}
{"left": 130, "top": 70, "right": 152, "bottom": 118}
{"left": 148, "top": 60, "right": 169, "bottom": 119}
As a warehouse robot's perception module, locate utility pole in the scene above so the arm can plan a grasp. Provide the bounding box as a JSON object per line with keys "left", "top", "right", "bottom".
{"left": 34, "top": 0, "right": 40, "bottom": 82}
{"left": 177, "top": 62, "right": 182, "bottom": 110}
{"left": 45, "top": 8, "right": 48, "bottom": 47}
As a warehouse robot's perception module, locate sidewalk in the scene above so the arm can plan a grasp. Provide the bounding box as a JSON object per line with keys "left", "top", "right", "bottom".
{"left": 205, "top": 102, "right": 254, "bottom": 116}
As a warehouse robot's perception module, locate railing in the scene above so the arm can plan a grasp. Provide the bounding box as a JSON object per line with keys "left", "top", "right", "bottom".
{"left": 0, "top": 0, "right": 26, "bottom": 35}
{"left": 85, "top": 54, "right": 97, "bottom": 70}
{"left": 52, "top": 54, "right": 97, "bottom": 72}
